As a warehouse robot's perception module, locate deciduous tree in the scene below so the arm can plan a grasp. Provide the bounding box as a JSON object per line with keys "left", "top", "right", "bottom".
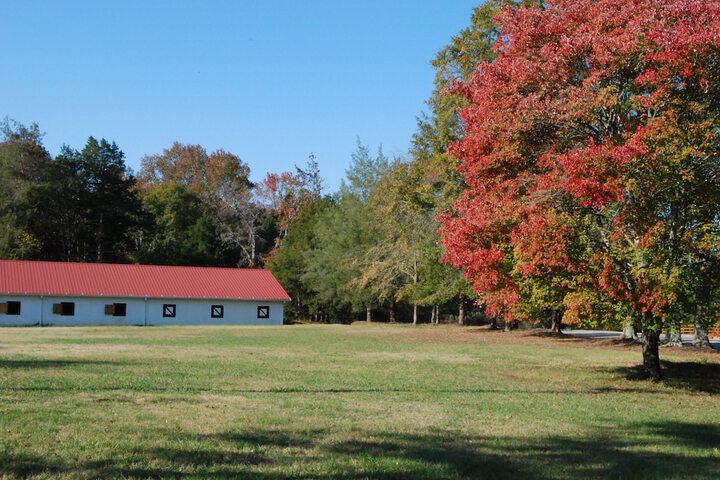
{"left": 441, "top": 0, "right": 720, "bottom": 379}
{"left": 133, "top": 183, "right": 228, "bottom": 266}
{"left": 138, "top": 142, "right": 262, "bottom": 266}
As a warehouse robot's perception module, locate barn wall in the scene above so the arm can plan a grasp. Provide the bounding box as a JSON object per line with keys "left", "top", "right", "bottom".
{"left": 43, "top": 297, "right": 147, "bottom": 326}
{"left": 0, "top": 296, "right": 284, "bottom": 326}
{"left": 0, "top": 296, "right": 43, "bottom": 326}
{"left": 145, "top": 299, "right": 284, "bottom": 326}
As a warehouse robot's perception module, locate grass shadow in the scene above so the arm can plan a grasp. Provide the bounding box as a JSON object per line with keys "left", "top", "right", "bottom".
{"left": 0, "top": 452, "right": 65, "bottom": 478}
{"left": 217, "top": 423, "right": 720, "bottom": 480}
{"left": 327, "top": 433, "right": 527, "bottom": 479}
{"left": 0, "top": 358, "right": 134, "bottom": 369}
{"left": 148, "top": 447, "right": 273, "bottom": 466}
{"left": 643, "top": 421, "right": 720, "bottom": 449}
{"left": 2, "top": 421, "right": 719, "bottom": 479}
{"left": 218, "top": 429, "right": 316, "bottom": 449}
{"left": 606, "top": 360, "right": 720, "bottom": 394}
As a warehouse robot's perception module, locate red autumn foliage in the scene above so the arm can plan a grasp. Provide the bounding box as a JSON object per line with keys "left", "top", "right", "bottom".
{"left": 256, "top": 171, "right": 309, "bottom": 243}
{"left": 440, "top": 0, "right": 720, "bottom": 322}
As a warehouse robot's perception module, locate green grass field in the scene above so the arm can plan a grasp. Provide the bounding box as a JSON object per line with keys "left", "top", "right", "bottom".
{"left": 1, "top": 324, "right": 719, "bottom": 479}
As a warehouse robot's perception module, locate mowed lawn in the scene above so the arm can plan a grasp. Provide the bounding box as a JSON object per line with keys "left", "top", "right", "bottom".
{"left": 1, "top": 324, "right": 719, "bottom": 479}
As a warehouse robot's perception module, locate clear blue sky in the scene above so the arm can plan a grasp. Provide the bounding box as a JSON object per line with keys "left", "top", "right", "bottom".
{"left": 1, "top": 0, "right": 480, "bottom": 191}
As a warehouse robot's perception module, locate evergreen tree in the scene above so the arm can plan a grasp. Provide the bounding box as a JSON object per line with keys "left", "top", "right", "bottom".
{"left": 0, "top": 119, "right": 52, "bottom": 259}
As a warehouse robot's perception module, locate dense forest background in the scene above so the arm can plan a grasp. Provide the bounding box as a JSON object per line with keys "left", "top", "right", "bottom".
{"left": 0, "top": 117, "right": 474, "bottom": 325}
{"left": 0, "top": 117, "right": 473, "bottom": 324}
{"left": 1, "top": 2, "right": 522, "bottom": 326}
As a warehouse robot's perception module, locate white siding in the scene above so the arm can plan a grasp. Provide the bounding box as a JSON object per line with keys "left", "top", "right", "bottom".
{"left": 0, "top": 296, "right": 43, "bottom": 326}
{"left": 145, "top": 299, "right": 283, "bottom": 326}
{"left": 0, "top": 296, "right": 284, "bottom": 326}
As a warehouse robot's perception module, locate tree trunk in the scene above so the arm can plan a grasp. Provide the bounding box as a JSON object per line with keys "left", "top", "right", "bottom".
{"left": 489, "top": 315, "right": 498, "bottom": 330}
{"left": 693, "top": 319, "right": 712, "bottom": 349}
{"left": 641, "top": 327, "right": 663, "bottom": 381}
{"left": 691, "top": 282, "right": 713, "bottom": 349}
{"left": 663, "top": 318, "right": 683, "bottom": 347}
{"left": 389, "top": 300, "right": 397, "bottom": 323}
{"left": 504, "top": 318, "right": 512, "bottom": 332}
{"left": 366, "top": 305, "right": 372, "bottom": 323}
{"left": 549, "top": 309, "right": 563, "bottom": 334}
{"left": 249, "top": 225, "right": 257, "bottom": 267}
{"left": 96, "top": 211, "right": 104, "bottom": 263}
{"left": 434, "top": 305, "right": 439, "bottom": 325}
{"left": 412, "top": 259, "right": 419, "bottom": 325}
{"left": 458, "top": 301, "right": 466, "bottom": 326}
{"left": 621, "top": 321, "right": 638, "bottom": 341}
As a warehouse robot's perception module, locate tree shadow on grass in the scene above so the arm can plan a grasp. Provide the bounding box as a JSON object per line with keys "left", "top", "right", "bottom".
{"left": 218, "top": 429, "right": 316, "bottom": 449}
{"left": 79, "top": 448, "right": 273, "bottom": 479}
{"left": 325, "top": 433, "right": 525, "bottom": 479}
{"left": 0, "top": 358, "right": 134, "bottom": 369}
{"left": 605, "top": 360, "right": 720, "bottom": 394}
{"left": 0, "top": 452, "right": 65, "bottom": 478}
{"left": 1, "top": 384, "right": 673, "bottom": 395}
{"left": 325, "top": 426, "right": 720, "bottom": 480}
{"left": 148, "top": 446, "right": 273, "bottom": 467}
{"left": 643, "top": 421, "right": 720, "bottom": 450}
{"left": 209, "top": 423, "right": 720, "bottom": 480}
{"left": 2, "top": 422, "right": 719, "bottom": 479}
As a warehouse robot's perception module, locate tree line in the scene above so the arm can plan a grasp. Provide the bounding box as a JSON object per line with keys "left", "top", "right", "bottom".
{"left": 265, "top": 0, "right": 542, "bottom": 326}
{"left": 269, "top": 0, "right": 720, "bottom": 380}
{"left": 0, "top": 121, "right": 297, "bottom": 268}
{"left": 0, "top": 0, "right": 494, "bottom": 329}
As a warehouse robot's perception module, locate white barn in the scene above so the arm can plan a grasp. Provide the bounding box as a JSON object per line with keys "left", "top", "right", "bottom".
{"left": 0, "top": 260, "right": 290, "bottom": 326}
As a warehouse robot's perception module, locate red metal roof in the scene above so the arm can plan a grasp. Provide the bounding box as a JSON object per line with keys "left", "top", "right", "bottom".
{"left": 0, "top": 260, "right": 291, "bottom": 301}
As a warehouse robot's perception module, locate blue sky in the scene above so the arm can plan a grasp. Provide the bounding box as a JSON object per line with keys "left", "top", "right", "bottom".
{"left": 1, "top": 0, "right": 480, "bottom": 191}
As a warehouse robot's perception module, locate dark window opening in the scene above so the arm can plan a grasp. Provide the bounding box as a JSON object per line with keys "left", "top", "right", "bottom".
{"left": 257, "top": 306, "right": 269, "bottom": 319}
{"left": 105, "top": 303, "right": 127, "bottom": 316}
{"left": 163, "top": 304, "right": 176, "bottom": 318}
{"left": 113, "top": 303, "right": 126, "bottom": 317}
{"left": 7, "top": 301, "right": 21, "bottom": 315}
{"left": 211, "top": 305, "right": 224, "bottom": 318}
{"left": 54, "top": 302, "right": 75, "bottom": 316}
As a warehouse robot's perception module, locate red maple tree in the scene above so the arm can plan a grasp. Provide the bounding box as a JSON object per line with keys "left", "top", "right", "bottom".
{"left": 441, "top": 0, "right": 720, "bottom": 379}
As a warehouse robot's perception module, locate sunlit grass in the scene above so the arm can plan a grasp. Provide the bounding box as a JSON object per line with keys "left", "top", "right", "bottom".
{"left": 1, "top": 324, "right": 718, "bottom": 479}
